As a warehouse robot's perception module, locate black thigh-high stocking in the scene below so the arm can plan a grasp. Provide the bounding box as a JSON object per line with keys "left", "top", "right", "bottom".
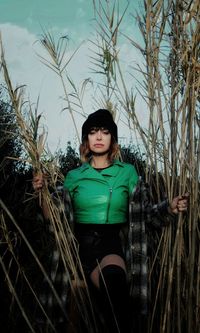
{"left": 98, "top": 265, "right": 131, "bottom": 333}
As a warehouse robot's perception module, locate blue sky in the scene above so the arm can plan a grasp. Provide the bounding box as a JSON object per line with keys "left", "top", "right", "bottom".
{"left": 0, "top": 0, "right": 94, "bottom": 39}
{"left": 0, "top": 0, "right": 144, "bottom": 151}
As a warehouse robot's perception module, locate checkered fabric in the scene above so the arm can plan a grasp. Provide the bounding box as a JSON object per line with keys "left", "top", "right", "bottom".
{"left": 126, "top": 177, "right": 169, "bottom": 316}
{"left": 37, "top": 179, "right": 171, "bottom": 326}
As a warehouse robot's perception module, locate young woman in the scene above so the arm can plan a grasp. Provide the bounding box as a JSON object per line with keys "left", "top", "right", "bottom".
{"left": 33, "top": 109, "right": 188, "bottom": 332}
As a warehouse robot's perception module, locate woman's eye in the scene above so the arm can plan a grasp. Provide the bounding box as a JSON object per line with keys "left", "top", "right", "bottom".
{"left": 88, "top": 127, "right": 110, "bottom": 135}
{"left": 102, "top": 129, "right": 109, "bottom": 134}
{"left": 89, "top": 129, "right": 96, "bottom": 134}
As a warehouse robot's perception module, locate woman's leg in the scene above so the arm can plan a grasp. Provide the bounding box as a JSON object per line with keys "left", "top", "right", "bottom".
{"left": 90, "top": 255, "right": 131, "bottom": 333}
{"left": 90, "top": 254, "right": 126, "bottom": 288}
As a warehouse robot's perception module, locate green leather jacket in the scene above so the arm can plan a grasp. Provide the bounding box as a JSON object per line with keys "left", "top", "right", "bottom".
{"left": 64, "top": 160, "right": 138, "bottom": 224}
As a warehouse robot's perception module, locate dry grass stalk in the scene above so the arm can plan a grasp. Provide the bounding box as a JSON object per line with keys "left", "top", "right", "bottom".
{"left": 91, "top": 1, "right": 199, "bottom": 332}
{"left": 0, "top": 201, "right": 58, "bottom": 332}
{"left": 132, "top": 1, "right": 199, "bottom": 332}
{"left": 0, "top": 34, "right": 97, "bottom": 331}
{"left": 0, "top": 0, "right": 199, "bottom": 331}
{"left": 37, "top": 30, "right": 91, "bottom": 143}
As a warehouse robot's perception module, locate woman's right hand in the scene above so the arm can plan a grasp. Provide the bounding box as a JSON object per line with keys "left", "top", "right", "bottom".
{"left": 32, "top": 173, "right": 50, "bottom": 217}
{"left": 32, "top": 173, "right": 44, "bottom": 192}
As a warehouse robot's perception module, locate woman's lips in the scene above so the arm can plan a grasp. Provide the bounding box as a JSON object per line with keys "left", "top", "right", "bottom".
{"left": 94, "top": 144, "right": 104, "bottom": 147}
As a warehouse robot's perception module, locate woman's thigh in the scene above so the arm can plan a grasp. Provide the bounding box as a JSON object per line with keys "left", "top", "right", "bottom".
{"left": 90, "top": 254, "right": 126, "bottom": 288}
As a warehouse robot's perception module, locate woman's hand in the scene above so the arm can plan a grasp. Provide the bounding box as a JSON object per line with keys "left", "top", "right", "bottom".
{"left": 32, "top": 173, "right": 50, "bottom": 218}
{"left": 32, "top": 173, "right": 45, "bottom": 192}
{"left": 169, "top": 193, "right": 189, "bottom": 214}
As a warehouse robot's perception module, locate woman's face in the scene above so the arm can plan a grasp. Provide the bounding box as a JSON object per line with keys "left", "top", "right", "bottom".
{"left": 88, "top": 127, "right": 111, "bottom": 154}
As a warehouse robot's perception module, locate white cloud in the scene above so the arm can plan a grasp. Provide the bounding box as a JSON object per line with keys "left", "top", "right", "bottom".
{"left": 76, "top": 8, "right": 86, "bottom": 19}
{"left": 0, "top": 22, "right": 148, "bottom": 153}
{"left": 0, "top": 23, "right": 90, "bottom": 152}
{"left": 1, "top": 24, "right": 38, "bottom": 84}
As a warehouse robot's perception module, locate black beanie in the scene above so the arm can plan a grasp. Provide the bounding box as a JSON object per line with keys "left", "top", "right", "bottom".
{"left": 82, "top": 109, "right": 118, "bottom": 142}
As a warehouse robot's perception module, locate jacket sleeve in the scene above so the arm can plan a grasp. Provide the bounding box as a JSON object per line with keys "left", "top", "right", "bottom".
{"left": 130, "top": 178, "right": 172, "bottom": 227}
{"left": 63, "top": 170, "right": 76, "bottom": 194}
{"left": 128, "top": 165, "right": 139, "bottom": 195}
{"left": 50, "top": 186, "right": 74, "bottom": 230}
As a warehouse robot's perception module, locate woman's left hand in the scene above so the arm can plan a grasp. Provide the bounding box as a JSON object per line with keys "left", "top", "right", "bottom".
{"left": 169, "top": 193, "right": 189, "bottom": 214}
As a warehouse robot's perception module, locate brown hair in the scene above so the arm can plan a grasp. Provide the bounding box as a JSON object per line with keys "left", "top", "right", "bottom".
{"left": 79, "top": 136, "right": 120, "bottom": 163}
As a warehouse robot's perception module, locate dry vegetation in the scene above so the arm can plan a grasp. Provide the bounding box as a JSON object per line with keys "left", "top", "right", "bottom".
{"left": 0, "top": 0, "right": 199, "bottom": 332}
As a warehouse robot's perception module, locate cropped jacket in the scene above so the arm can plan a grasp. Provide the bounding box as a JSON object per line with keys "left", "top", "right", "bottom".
{"left": 63, "top": 160, "right": 139, "bottom": 224}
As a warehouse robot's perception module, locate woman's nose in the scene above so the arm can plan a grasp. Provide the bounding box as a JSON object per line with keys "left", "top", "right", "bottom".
{"left": 96, "top": 130, "right": 102, "bottom": 139}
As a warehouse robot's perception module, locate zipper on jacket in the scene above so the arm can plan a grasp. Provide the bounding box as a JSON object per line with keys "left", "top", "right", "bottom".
{"left": 106, "top": 187, "right": 113, "bottom": 223}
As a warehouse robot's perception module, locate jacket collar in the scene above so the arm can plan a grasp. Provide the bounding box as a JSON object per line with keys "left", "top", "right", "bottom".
{"left": 80, "top": 160, "right": 124, "bottom": 177}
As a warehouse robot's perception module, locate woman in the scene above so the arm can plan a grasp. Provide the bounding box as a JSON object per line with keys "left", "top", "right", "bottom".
{"left": 33, "top": 109, "right": 188, "bottom": 332}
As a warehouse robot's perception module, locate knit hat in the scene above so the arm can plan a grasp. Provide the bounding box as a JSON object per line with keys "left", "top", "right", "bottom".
{"left": 81, "top": 109, "right": 118, "bottom": 142}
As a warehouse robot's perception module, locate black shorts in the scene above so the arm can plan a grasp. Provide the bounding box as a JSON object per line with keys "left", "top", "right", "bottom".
{"left": 75, "top": 223, "right": 125, "bottom": 276}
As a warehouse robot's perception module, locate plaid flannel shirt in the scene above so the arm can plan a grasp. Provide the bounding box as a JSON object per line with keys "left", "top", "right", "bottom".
{"left": 39, "top": 179, "right": 171, "bottom": 326}
{"left": 126, "top": 177, "right": 170, "bottom": 317}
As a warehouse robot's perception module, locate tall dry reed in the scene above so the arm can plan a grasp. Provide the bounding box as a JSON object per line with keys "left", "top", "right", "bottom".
{"left": 90, "top": 1, "right": 199, "bottom": 332}
{"left": 0, "top": 0, "right": 199, "bottom": 331}
{"left": 0, "top": 33, "right": 97, "bottom": 332}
